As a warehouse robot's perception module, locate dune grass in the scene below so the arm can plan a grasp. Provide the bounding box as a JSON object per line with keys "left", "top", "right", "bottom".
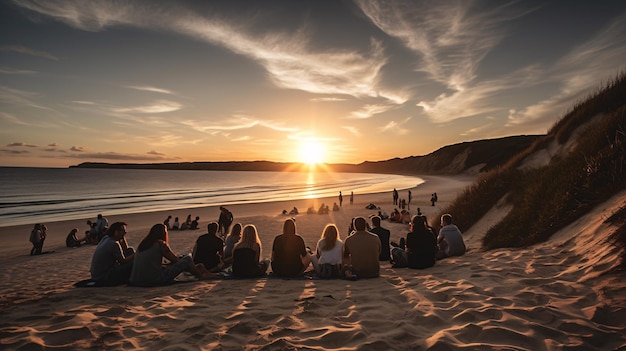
{"left": 435, "top": 72, "right": 626, "bottom": 265}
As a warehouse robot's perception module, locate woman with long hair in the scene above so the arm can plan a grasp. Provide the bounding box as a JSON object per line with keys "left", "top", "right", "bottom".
{"left": 311, "top": 224, "right": 343, "bottom": 278}
{"left": 391, "top": 215, "right": 437, "bottom": 269}
{"left": 222, "top": 223, "right": 242, "bottom": 265}
{"left": 271, "top": 218, "right": 311, "bottom": 277}
{"left": 232, "top": 224, "right": 269, "bottom": 278}
{"left": 130, "top": 224, "right": 214, "bottom": 286}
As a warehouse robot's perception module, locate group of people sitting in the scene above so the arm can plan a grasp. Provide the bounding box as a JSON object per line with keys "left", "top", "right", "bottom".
{"left": 164, "top": 214, "right": 201, "bottom": 231}
{"left": 86, "top": 212, "right": 466, "bottom": 286}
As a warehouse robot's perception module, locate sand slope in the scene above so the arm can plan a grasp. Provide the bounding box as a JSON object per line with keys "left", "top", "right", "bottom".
{"left": 0, "top": 175, "right": 625, "bottom": 350}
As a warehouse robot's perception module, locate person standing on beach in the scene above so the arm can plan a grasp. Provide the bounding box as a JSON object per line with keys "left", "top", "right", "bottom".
{"left": 369, "top": 216, "right": 390, "bottom": 261}
{"left": 163, "top": 215, "right": 172, "bottom": 230}
{"left": 436, "top": 214, "right": 466, "bottom": 260}
{"left": 130, "top": 224, "right": 214, "bottom": 286}
{"left": 29, "top": 224, "right": 42, "bottom": 255}
{"left": 393, "top": 188, "right": 398, "bottom": 206}
{"left": 343, "top": 217, "right": 381, "bottom": 278}
{"left": 90, "top": 222, "right": 135, "bottom": 285}
{"left": 408, "top": 190, "right": 412, "bottom": 210}
{"left": 350, "top": 191, "right": 354, "bottom": 205}
{"left": 218, "top": 206, "right": 234, "bottom": 237}
{"left": 339, "top": 191, "right": 343, "bottom": 207}
{"left": 193, "top": 222, "right": 224, "bottom": 272}
{"left": 271, "top": 218, "right": 311, "bottom": 277}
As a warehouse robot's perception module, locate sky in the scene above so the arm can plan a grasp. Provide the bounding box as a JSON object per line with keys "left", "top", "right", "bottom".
{"left": 1, "top": 0, "right": 626, "bottom": 168}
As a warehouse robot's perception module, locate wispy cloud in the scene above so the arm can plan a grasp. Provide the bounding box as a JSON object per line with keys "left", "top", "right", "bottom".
{"left": 349, "top": 103, "right": 397, "bottom": 119}
{"left": 0, "top": 112, "right": 30, "bottom": 126}
{"left": 112, "top": 100, "right": 182, "bottom": 114}
{"left": 0, "top": 148, "right": 30, "bottom": 154}
{"left": 70, "top": 146, "right": 86, "bottom": 152}
{"left": 11, "top": 0, "right": 402, "bottom": 103}
{"left": 0, "top": 86, "right": 54, "bottom": 111}
{"left": 63, "top": 151, "right": 175, "bottom": 161}
{"left": 0, "top": 44, "right": 58, "bottom": 60}
{"left": 380, "top": 117, "right": 412, "bottom": 135}
{"left": 185, "top": 115, "right": 297, "bottom": 134}
{"left": 342, "top": 126, "right": 360, "bottom": 136}
{"left": 310, "top": 97, "right": 348, "bottom": 102}
{"left": 0, "top": 67, "right": 37, "bottom": 74}
{"left": 126, "top": 85, "right": 175, "bottom": 95}
{"left": 147, "top": 150, "right": 165, "bottom": 156}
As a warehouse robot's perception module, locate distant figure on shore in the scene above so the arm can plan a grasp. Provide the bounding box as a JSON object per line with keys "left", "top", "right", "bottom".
{"left": 408, "top": 190, "right": 412, "bottom": 210}
{"left": 85, "top": 220, "right": 99, "bottom": 244}
{"left": 339, "top": 191, "right": 343, "bottom": 207}
{"left": 190, "top": 216, "right": 200, "bottom": 230}
{"left": 66, "top": 228, "right": 86, "bottom": 247}
{"left": 29, "top": 224, "right": 43, "bottom": 255}
{"left": 417, "top": 207, "right": 422, "bottom": 216}
{"left": 289, "top": 207, "right": 299, "bottom": 215}
{"left": 393, "top": 188, "right": 398, "bottom": 205}
{"left": 369, "top": 216, "right": 390, "bottom": 261}
{"left": 436, "top": 214, "right": 466, "bottom": 260}
{"left": 90, "top": 222, "right": 135, "bottom": 285}
{"left": 232, "top": 224, "right": 269, "bottom": 278}
{"left": 430, "top": 193, "right": 436, "bottom": 206}
{"left": 172, "top": 217, "right": 180, "bottom": 230}
{"left": 193, "top": 222, "right": 224, "bottom": 272}
{"left": 391, "top": 215, "right": 437, "bottom": 269}
{"left": 223, "top": 223, "right": 243, "bottom": 265}
{"left": 332, "top": 202, "right": 340, "bottom": 211}
{"left": 306, "top": 206, "right": 316, "bottom": 214}
{"left": 96, "top": 214, "right": 108, "bottom": 240}
{"left": 350, "top": 191, "right": 354, "bottom": 205}
{"left": 311, "top": 224, "right": 343, "bottom": 279}
{"left": 218, "top": 206, "right": 234, "bottom": 237}
{"left": 130, "top": 224, "right": 214, "bottom": 286}
{"left": 318, "top": 203, "right": 329, "bottom": 214}
{"left": 271, "top": 218, "right": 311, "bottom": 277}
{"left": 343, "top": 217, "right": 381, "bottom": 279}
{"left": 164, "top": 215, "right": 172, "bottom": 230}
{"left": 181, "top": 214, "right": 192, "bottom": 230}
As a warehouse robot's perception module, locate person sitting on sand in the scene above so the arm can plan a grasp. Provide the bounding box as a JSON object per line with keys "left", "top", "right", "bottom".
{"left": 306, "top": 206, "right": 316, "bottom": 214}
{"left": 289, "top": 207, "right": 299, "bottom": 215}
{"left": 190, "top": 216, "right": 200, "bottom": 230}
{"left": 222, "top": 223, "right": 242, "bottom": 266}
{"left": 369, "top": 216, "right": 391, "bottom": 261}
{"left": 193, "top": 222, "right": 224, "bottom": 272}
{"left": 436, "top": 214, "right": 466, "bottom": 260}
{"left": 164, "top": 215, "right": 172, "bottom": 230}
{"left": 332, "top": 203, "right": 340, "bottom": 211}
{"left": 271, "top": 218, "right": 311, "bottom": 277}
{"left": 130, "top": 224, "right": 214, "bottom": 286}
{"left": 172, "top": 217, "right": 180, "bottom": 230}
{"left": 90, "top": 222, "right": 135, "bottom": 285}
{"left": 391, "top": 215, "right": 437, "bottom": 269}
{"left": 343, "top": 217, "right": 381, "bottom": 279}
{"left": 232, "top": 224, "right": 269, "bottom": 278}
{"left": 180, "top": 214, "right": 192, "bottom": 230}
{"left": 95, "top": 214, "right": 108, "bottom": 239}
{"left": 66, "top": 228, "right": 86, "bottom": 247}
{"left": 85, "top": 220, "right": 99, "bottom": 244}
{"left": 311, "top": 224, "right": 343, "bottom": 279}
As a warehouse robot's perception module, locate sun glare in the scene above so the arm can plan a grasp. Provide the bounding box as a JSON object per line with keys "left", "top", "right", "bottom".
{"left": 299, "top": 141, "right": 325, "bottom": 165}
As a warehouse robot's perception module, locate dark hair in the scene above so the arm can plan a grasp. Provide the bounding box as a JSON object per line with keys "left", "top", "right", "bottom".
{"left": 371, "top": 216, "right": 381, "bottom": 227}
{"left": 137, "top": 224, "right": 167, "bottom": 252}
{"left": 283, "top": 218, "right": 296, "bottom": 236}
{"left": 105, "top": 222, "right": 127, "bottom": 237}
{"left": 354, "top": 217, "right": 367, "bottom": 231}
{"left": 207, "top": 222, "right": 218, "bottom": 235}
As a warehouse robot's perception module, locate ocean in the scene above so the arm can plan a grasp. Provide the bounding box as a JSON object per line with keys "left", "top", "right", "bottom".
{"left": 0, "top": 167, "right": 423, "bottom": 227}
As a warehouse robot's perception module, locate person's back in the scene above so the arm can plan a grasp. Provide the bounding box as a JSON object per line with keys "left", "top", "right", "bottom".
{"left": 271, "top": 234, "right": 307, "bottom": 277}
{"left": 437, "top": 214, "right": 466, "bottom": 258}
{"left": 194, "top": 232, "right": 223, "bottom": 270}
{"left": 129, "top": 241, "right": 163, "bottom": 286}
{"left": 316, "top": 238, "right": 343, "bottom": 265}
{"left": 406, "top": 228, "right": 437, "bottom": 269}
{"left": 343, "top": 217, "right": 381, "bottom": 278}
{"left": 232, "top": 246, "right": 266, "bottom": 278}
{"left": 369, "top": 216, "right": 390, "bottom": 261}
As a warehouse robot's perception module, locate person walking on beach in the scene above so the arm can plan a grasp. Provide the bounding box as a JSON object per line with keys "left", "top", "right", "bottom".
{"left": 408, "top": 190, "right": 412, "bottom": 210}
{"left": 393, "top": 188, "right": 398, "bottom": 206}
{"left": 193, "top": 222, "right": 224, "bottom": 272}
{"left": 232, "top": 224, "right": 269, "bottom": 278}
{"left": 310, "top": 224, "right": 344, "bottom": 279}
{"left": 90, "top": 222, "right": 135, "bottom": 285}
{"left": 343, "top": 217, "right": 381, "bottom": 279}
{"left": 339, "top": 191, "right": 343, "bottom": 207}
{"left": 369, "top": 216, "right": 390, "bottom": 261}
{"left": 218, "top": 206, "right": 234, "bottom": 237}
{"left": 130, "top": 224, "right": 214, "bottom": 286}
{"left": 271, "top": 218, "right": 311, "bottom": 277}
{"left": 350, "top": 191, "right": 354, "bottom": 205}
{"left": 29, "top": 224, "right": 43, "bottom": 255}
{"left": 436, "top": 214, "right": 466, "bottom": 260}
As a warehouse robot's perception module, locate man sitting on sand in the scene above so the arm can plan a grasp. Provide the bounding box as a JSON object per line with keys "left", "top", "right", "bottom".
{"left": 193, "top": 222, "right": 224, "bottom": 272}
{"left": 369, "top": 216, "right": 390, "bottom": 261}
{"left": 343, "top": 217, "right": 381, "bottom": 279}
{"left": 436, "top": 214, "right": 466, "bottom": 260}
{"left": 90, "top": 222, "right": 135, "bottom": 285}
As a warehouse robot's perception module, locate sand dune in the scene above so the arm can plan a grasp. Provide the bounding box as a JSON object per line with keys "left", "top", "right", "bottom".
{"left": 1, "top": 175, "right": 625, "bottom": 350}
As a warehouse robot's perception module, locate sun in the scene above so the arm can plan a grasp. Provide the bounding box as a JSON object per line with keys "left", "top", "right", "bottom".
{"left": 299, "top": 140, "right": 325, "bottom": 165}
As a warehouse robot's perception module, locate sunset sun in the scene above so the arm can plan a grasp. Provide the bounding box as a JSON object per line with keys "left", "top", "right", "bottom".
{"left": 299, "top": 141, "right": 325, "bottom": 165}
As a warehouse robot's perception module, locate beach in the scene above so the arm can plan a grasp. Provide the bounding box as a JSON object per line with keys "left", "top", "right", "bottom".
{"left": 1, "top": 174, "right": 625, "bottom": 350}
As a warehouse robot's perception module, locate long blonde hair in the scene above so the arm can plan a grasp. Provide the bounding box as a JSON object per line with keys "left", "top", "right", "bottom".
{"left": 320, "top": 224, "right": 340, "bottom": 251}
{"left": 235, "top": 224, "right": 262, "bottom": 256}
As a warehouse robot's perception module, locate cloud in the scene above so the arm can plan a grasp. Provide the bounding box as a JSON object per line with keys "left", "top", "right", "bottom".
{"left": 7, "top": 142, "right": 37, "bottom": 147}
{"left": 64, "top": 151, "right": 174, "bottom": 161}
{"left": 48, "top": 143, "right": 60, "bottom": 147}
{"left": 0, "top": 67, "right": 37, "bottom": 74}
{"left": 127, "top": 85, "right": 175, "bottom": 95}
{"left": 310, "top": 97, "right": 348, "bottom": 102}
{"left": 459, "top": 123, "right": 492, "bottom": 137}
{"left": 349, "top": 103, "right": 397, "bottom": 119}
{"left": 0, "top": 149, "right": 30, "bottom": 154}
{"left": 380, "top": 117, "right": 411, "bottom": 135}
{"left": 0, "top": 86, "right": 54, "bottom": 111}
{"left": 185, "top": 115, "right": 298, "bottom": 134}
{"left": 342, "top": 126, "right": 360, "bottom": 136}
{"left": 0, "top": 45, "right": 58, "bottom": 60}
{"left": 70, "top": 146, "right": 86, "bottom": 152}
{"left": 11, "top": 0, "right": 403, "bottom": 104}
{"left": 112, "top": 100, "right": 182, "bottom": 114}
{"left": 147, "top": 150, "right": 165, "bottom": 156}
{"left": 0, "top": 112, "right": 30, "bottom": 125}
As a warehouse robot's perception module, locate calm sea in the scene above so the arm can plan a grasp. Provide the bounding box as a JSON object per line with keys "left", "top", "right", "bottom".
{"left": 0, "top": 167, "right": 423, "bottom": 227}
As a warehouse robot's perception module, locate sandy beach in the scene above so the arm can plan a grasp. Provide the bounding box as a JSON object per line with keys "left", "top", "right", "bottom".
{"left": 1, "top": 174, "right": 625, "bottom": 350}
